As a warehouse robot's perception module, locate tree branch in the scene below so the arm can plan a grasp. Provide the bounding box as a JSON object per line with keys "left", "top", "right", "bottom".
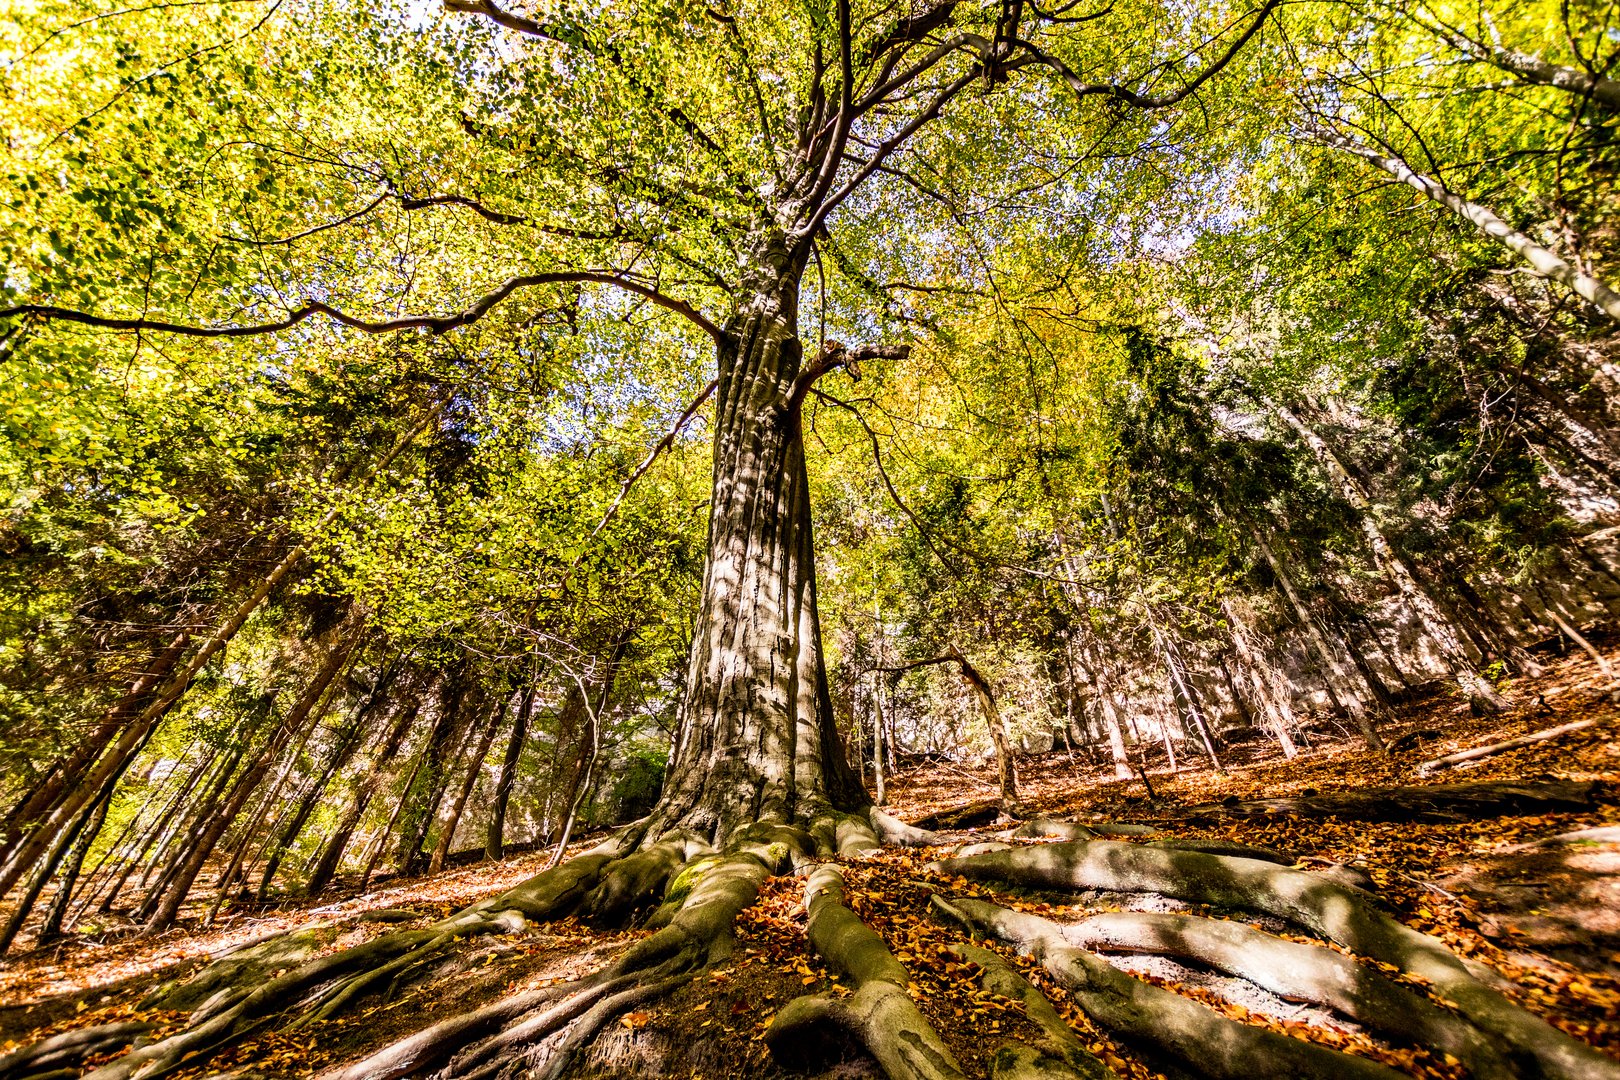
{"left": 1017, "top": 0, "right": 1281, "bottom": 109}
{"left": 1, "top": 271, "right": 726, "bottom": 342}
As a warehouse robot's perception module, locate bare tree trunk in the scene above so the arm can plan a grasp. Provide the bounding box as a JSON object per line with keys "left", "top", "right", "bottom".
{"left": 948, "top": 647, "right": 1020, "bottom": 809}
{"left": 35, "top": 790, "right": 110, "bottom": 945}
{"left": 88, "top": 746, "right": 216, "bottom": 918}
{"left": 137, "top": 745, "right": 244, "bottom": 921}
{"left": 255, "top": 652, "right": 396, "bottom": 899}
{"left": 1273, "top": 402, "right": 1509, "bottom": 714}
{"left": 145, "top": 628, "right": 358, "bottom": 933}
{"left": 871, "top": 675, "right": 887, "bottom": 807}
{"left": 646, "top": 253, "right": 867, "bottom": 837}
{"left": 428, "top": 695, "right": 507, "bottom": 875}
{"left": 1152, "top": 624, "right": 1223, "bottom": 771}
{"left": 1222, "top": 600, "right": 1298, "bottom": 758}
{"left": 1313, "top": 131, "right": 1620, "bottom": 320}
{"left": 486, "top": 678, "right": 536, "bottom": 861}
{"left": 1255, "top": 531, "right": 1386, "bottom": 749}
{"left": 546, "top": 635, "right": 633, "bottom": 867}
{"left": 394, "top": 674, "right": 475, "bottom": 877}
{"left": 308, "top": 699, "right": 419, "bottom": 895}
{"left": 1, "top": 632, "right": 188, "bottom": 867}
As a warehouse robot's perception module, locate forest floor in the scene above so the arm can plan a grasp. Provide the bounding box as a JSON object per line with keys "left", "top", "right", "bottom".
{"left": 3, "top": 645, "right": 1619, "bottom": 1080}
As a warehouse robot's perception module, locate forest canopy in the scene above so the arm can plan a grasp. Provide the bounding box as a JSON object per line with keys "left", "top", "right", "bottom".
{"left": 2, "top": 0, "right": 1620, "bottom": 1078}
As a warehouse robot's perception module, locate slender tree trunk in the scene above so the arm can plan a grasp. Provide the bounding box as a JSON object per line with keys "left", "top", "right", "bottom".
{"left": 1074, "top": 638, "right": 1133, "bottom": 778}
{"left": 948, "top": 647, "right": 1020, "bottom": 809}
{"left": 394, "top": 674, "right": 474, "bottom": 876}
{"left": 35, "top": 792, "right": 110, "bottom": 945}
{"left": 428, "top": 695, "right": 507, "bottom": 874}
{"left": 1152, "top": 624, "right": 1223, "bottom": 770}
{"left": 871, "top": 675, "right": 887, "bottom": 807}
{"left": 1273, "top": 402, "right": 1509, "bottom": 714}
{"left": 1, "top": 632, "right": 188, "bottom": 866}
{"left": 137, "top": 746, "right": 243, "bottom": 920}
{"left": 1254, "top": 531, "right": 1386, "bottom": 749}
{"left": 360, "top": 744, "right": 427, "bottom": 892}
{"left": 486, "top": 679, "right": 536, "bottom": 860}
{"left": 307, "top": 700, "right": 419, "bottom": 895}
{"left": 77, "top": 751, "right": 210, "bottom": 919}
{"left": 256, "top": 694, "right": 376, "bottom": 898}
{"left": 1222, "top": 600, "right": 1298, "bottom": 758}
{"left": 546, "top": 635, "right": 633, "bottom": 867}
{"left": 145, "top": 628, "right": 357, "bottom": 933}
{"left": 1314, "top": 131, "right": 1620, "bottom": 320}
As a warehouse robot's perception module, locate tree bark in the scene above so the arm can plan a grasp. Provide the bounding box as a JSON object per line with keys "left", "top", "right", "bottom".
{"left": 1221, "top": 599, "right": 1298, "bottom": 757}
{"left": 429, "top": 695, "right": 507, "bottom": 875}
{"left": 486, "top": 679, "right": 536, "bottom": 860}
{"left": 256, "top": 653, "right": 396, "bottom": 899}
{"left": 1314, "top": 130, "right": 1620, "bottom": 320}
{"left": 1254, "top": 531, "right": 1388, "bottom": 748}
{"left": 646, "top": 243, "right": 866, "bottom": 839}
{"left": 145, "top": 627, "right": 358, "bottom": 933}
{"left": 305, "top": 698, "right": 419, "bottom": 895}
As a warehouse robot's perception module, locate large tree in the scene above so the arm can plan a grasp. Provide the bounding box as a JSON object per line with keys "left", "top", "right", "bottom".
{"left": 9, "top": 5, "right": 1615, "bottom": 1080}
{"left": 2, "top": 0, "right": 1276, "bottom": 838}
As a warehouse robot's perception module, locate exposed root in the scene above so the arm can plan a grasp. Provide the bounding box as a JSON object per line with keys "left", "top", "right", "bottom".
{"left": 1014, "top": 820, "right": 1097, "bottom": 842}
{"left": 933, "top": 897, "right": 1407, "bottom": 1080}
{"left": 1144, "top": 838, "right": 1294, "bottom": 865}
{"left": 765, "top": 864, "right": 966, "bottom": 1080}
{"left": 870, "top": 807, "right": 947, "bottom": 847}
{"left": 1054, "top": 910, "right": 1514, "bottom": 1079}
{"left": 0, "top": 1022, "right": 157, "bottom": 1080}
{"left": 948, "top": 941, "right": 1119, "bottom": 1080}
{"left": 932, "top": 838, "right": 1620, "bottom": 1080}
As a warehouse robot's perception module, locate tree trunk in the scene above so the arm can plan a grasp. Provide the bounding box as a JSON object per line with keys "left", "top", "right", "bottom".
{"left": 1314, "top": 131, "right": 1620, "bottom": 320}
{"left": 1273, "top": 402, "right": 1509, "bottom": 714}
{"left": 306, "top": 699, "right": 419, "bottom": 895}
{"left": 645, "top": 247, "right": 865, "bottom": 839}
{"left": 1222, "top": 600, "right": 1298, "bottom": 758}
{"left": 145, "top": 629, "right": 357, "bottom": 933}
{"left": 871, "top": 675, "right": 887, "bottom": 807}
{"left": 35, "top": 790, "right": 111, "bottom": 945}
{"left": 428, "top": 695, "right": 507, "bottom": 874}
{"left": 1254, "top": 530, "right": 1386, "bottom": 749}
{"left": 486, "top": 679, "right": 536, "bottom": 860}
{"left": 394, "top": 674, "right": 474, "bottom": 877}
{"left": 947, "top": 647, "right": 1020, "bottom": 809}
{"left": 92, "top": 747, "right": 216, "bottom": 916}
{"left": 1, "top": 632, "right": 189, "bottom": 868}
{"left": 255, "top": 653, "right": 395, "bottom": 899}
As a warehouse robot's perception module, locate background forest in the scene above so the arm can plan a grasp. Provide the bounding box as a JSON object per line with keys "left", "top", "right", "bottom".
{"left": 1, "top": 0, "right": 1619, "bottom": 1077}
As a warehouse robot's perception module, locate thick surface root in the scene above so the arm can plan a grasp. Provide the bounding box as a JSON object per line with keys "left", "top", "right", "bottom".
{"left": 933, "top": 897, "right": 1407, "bottom": 1080}
{"left": 948, "top": 942, "right": 1118, "bottom": 1080}
{"left": 765, "top": 864, "right": 966, "bottom": 1080}
{"left": 1056, "top": 909, "right": 1512, "bottom": 1079}
{"left": 932, "top": 838, "right": 1620, "bottom": 1080}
